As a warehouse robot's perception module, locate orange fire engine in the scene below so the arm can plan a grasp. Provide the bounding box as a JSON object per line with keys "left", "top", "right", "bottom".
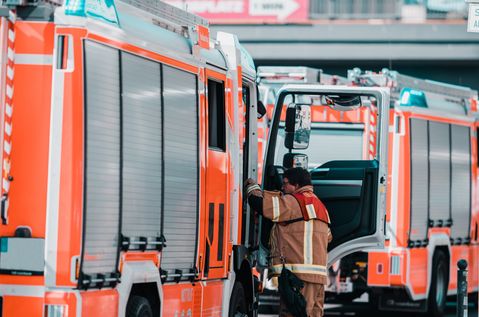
{"left": 0, "top": 0, "right": 262, "bottom": 316}
{"left": 345, "top": 69, "right": 479, "bottom": 316}
{"left": 258, "top": 66, "right": 479, "bottom": 316}
{"left": 256, "top": 67, "right": 383, "bottom": 310}
{"left": 0, "top": 0, "right": 399, "bottom": 311}
{"left": 255, "top": 82, "right": 393, "bottom": 313}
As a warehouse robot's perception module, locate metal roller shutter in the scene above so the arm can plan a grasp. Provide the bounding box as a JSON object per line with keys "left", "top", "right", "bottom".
{"left": 82, "top": 41, "right": 121, "bottom": 285}
{"left": 161, "top": 65, "right": 198, "bottom": 280}
{"left": 409, "top": 119, "right": 429, "bottom": 242}
{"left": 121, "top": 53, "right": 162, "bottom": 249}
{"left": 428, "top": 122, "right": 451, "bottom": 223}
{"left": 450, "top": 125, "right": 471, "bottom": 240}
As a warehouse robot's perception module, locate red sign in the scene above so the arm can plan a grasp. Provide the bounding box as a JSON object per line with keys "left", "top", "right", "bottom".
{"left": 197, "top": 25, "right": 210, "bottom": 48}
{"left": 165, "top": 0, "right": 309, "bottom": 23}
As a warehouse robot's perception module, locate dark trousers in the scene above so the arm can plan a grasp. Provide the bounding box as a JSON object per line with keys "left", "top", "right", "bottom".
{"left": 280, "top": 282, "right": 325, "bottom": 317}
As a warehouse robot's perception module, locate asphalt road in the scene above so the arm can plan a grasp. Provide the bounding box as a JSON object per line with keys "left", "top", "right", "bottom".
{"left": 321, "top": 301, "right": 478, "bottom": 317}
{"left": 259, "top": 298, "right": 478, "bottom": 317}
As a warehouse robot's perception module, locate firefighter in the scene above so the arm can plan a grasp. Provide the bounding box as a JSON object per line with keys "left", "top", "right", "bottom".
{"left": 245, "top": 167, "right": 332, "bottom": 317}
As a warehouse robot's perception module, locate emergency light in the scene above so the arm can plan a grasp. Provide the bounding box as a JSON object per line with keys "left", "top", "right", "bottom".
{"left": 399, "top": 88, "right": 428, "bottom": 108}
{"left": 65, "top": 0, "right": 119, "bottom": 25}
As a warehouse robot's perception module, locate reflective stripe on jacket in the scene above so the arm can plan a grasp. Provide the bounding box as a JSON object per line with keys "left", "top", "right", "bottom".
{"left": 260, "top": 185, "right": 332, "bottom": 284}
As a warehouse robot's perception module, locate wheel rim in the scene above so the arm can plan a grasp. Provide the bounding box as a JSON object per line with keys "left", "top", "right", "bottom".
{"left": 436, "top": 262, "right": 446, "bottom": 307}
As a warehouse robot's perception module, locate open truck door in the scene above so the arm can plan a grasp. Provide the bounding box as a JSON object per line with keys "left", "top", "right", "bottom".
{"left": 258, "top": 85, "right": 390, "bottom": 268}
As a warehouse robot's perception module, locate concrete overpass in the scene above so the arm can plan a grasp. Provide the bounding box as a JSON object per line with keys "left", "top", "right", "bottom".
{"left": 211, "top": 21, "right": 479, "bottom": 89}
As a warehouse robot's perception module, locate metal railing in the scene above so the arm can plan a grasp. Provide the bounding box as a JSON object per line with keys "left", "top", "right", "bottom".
{"left": 309, "top": 0, "right": 467, "bottom": 20}
{"left": 425, "top": 0, "right": 467, "bottom": 19}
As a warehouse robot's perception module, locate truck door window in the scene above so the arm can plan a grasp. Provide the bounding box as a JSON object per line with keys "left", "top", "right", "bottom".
{"left": 208, "top": 79, "right": 226, "bottom": 151}
{"left": 274, "top": 124, "right": 364, "bottom": 169}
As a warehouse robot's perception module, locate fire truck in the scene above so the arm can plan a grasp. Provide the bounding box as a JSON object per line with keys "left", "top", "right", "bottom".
{"left": 333, "top": 69, "right": 479, "bottom": 316}
{"left": 0, "top": 0, "right": 391, "bottom": 316}
{"left": 256, "top": 66, "right": 384, "bottom": 311}
{"left": 255, "top": 75, "right": 392, "bottom": 303}
{"left": 257, "top": 67, "right": 479, "bottom": 316}
{"left": 0, "top": 0, "right": 263, "bottom": 315}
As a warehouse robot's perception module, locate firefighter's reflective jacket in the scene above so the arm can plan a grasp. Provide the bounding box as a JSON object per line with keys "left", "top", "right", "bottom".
{"left": 249, "top": 185, "right": 332, "bottom": 284}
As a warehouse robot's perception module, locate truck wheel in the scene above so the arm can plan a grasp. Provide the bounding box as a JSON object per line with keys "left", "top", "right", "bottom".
{"left": 470, "top": 292, "right": 478, "bottom": 308}
{"left": 229, "top": 282, "right": 248, "bottom": 317}
{"left": 126, "top": 295, "right": 153, "bottom": 317}
{"left": 368, "top": 291, "right": 379, "bottom": 310}
{"left": 428, "top": 250, "right": 449, "bottom": 317}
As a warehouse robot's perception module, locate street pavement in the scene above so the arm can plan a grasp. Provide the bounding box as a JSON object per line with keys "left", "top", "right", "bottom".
{"left": 259, "top": 300, "right": 478, "bottom": 317}
{"left": 321, "top": 301, "right": 478, "bottom": 317}
{"left": 259, "top": 302, "right": 478, "bottom": 317}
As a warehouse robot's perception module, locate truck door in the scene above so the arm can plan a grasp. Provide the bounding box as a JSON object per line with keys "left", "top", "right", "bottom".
{"left": 259, "top": 85, "right": 390, "bottom": 266}
{"left": 203, "top": 70, "right": 229, "bottom": 279}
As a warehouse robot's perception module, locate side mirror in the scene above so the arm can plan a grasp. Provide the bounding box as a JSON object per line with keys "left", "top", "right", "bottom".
{"left": 284, "top": 103, "right": 311, "bottom": 150}
{"left": 325, "top": 94, "right": 362, "bottom": 111}
{"left": 283, "top": 153, "right": 308, "bottom": 169}
{"left": 257, "top": 100, "right": 267, "bottom": 119}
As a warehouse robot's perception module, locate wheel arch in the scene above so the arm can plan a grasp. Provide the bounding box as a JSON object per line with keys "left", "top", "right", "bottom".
{"left": 426, "top": 234, "right": 451, "bottom": 298}
{"left": 117, "top": 261, "right": 163, "bottom": 316}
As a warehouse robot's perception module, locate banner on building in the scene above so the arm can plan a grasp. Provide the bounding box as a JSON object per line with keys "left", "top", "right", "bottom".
{"left": 165, "top": 0, "right": 309, "bottom": 23}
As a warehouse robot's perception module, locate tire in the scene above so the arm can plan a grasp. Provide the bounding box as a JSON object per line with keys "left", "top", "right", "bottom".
{"left": 368, "top": 291, "right": 379, "bottom": 310}
{"left": 126, "top": 295, "right": 153, "bottom": 317}
{"left": 427, "top": 250, "right": 449, "bottom": 317}
{"left": 470, "top": 292, "right": 479, "bottom": 308}
{"left": 229, "top": 282, "right": 248, "bottom": 317}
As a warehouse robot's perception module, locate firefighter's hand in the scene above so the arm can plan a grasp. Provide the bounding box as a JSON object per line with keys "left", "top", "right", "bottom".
{"left": 244, "top": 178, "right": 257, "bottom": 188}
{"left": 244, "top": 178, "right": 260, "bottom": 196}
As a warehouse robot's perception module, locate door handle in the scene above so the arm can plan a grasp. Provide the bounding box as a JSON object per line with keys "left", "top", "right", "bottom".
{"left": 1, "top": 194, "right": 7, "bottom": 225}
{"left": 312, "top": 168, "right": 330, "bottom": 177}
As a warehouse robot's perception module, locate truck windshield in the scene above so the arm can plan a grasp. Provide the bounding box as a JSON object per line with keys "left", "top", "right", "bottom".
{"left": 274, "top": 121, "right": 365, "bottom": 169}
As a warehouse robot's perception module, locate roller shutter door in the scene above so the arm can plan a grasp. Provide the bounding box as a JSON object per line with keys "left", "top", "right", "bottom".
{"left": 82, "top": 41, "right": 121, "bottom": 286}
{"left": 160, "top": 66, "right": 199, "bottom": 280}
{"left": 409, "top": 119, "right": 429, "bottom": 242}
{"left": 450, "top": 125, "right": 471, "bottom": 241}
{"left": 428, "top": 122, "right": 451, "bottom": 224}
{"left": 121, "top": 53, "right": 163, "bottom": 249}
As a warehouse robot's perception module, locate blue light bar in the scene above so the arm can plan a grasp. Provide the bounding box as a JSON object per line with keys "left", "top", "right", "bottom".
{"left": 399, "top": 88, "right": 428, "bottom": 108}
{"left": 65, "top": 0, "right": 120, "bottom": 26}
{"left": 65, "top": 0, "right": 86, "bottom": 16}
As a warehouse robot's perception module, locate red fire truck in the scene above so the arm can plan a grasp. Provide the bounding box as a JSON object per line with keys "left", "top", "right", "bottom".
{"left": 259, "top": 67, "right": 479, "bottom": 316}
{"left": 0, "top": 0, "right": 262, "bottom": 315}
{"left": 336, "top": 69, "right": 479, "bottom": 316}
{"left": 0, "top": 1, "right": 391, "bottom": 316}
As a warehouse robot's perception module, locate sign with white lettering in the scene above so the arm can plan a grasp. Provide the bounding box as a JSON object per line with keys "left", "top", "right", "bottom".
{"left": 249, "top": 0, "right": 299, "bottom": 20}
{"left": 165, "top": 0, "right": 308, "bottom": 23}
{"left": 467, "top": 3, "right": 479, "bottom": 32}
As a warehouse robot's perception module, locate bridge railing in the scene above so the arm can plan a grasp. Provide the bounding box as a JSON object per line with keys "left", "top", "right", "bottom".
{"left": 309, "top": 0, "right": 467, "bottom": 20}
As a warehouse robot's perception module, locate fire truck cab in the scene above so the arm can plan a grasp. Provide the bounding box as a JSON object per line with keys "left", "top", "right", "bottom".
{"left": 257, "top": 84, "right": 391, "bottom": 294}
{"left": 257, "top": 67, "right": 479, "bottom": 316}
{"left": 0, "top": 0, "right": 261, "bottom": 316}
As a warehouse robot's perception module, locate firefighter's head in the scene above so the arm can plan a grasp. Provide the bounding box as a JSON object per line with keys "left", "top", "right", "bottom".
{"left": 282, "top": 167, "right": 312, "bottom": 194}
